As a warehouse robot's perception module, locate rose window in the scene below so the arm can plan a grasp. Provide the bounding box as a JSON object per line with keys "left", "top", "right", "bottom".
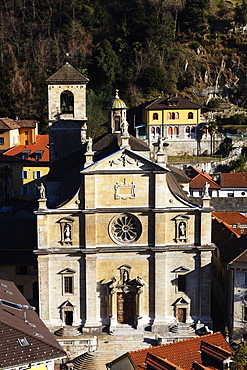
{"left": 109, "top": 213, "right": 142, "bottom": 244}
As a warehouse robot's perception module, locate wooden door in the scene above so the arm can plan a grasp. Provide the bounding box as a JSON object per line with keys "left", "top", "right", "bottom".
{"left": 177, "top": 308, "right": 186, "bottom": 323}
{"left": 117, "top": 292, "right": 135, "bottom": 324}
{"left": 64, "top": 310, "right": 73, "bottom": 325}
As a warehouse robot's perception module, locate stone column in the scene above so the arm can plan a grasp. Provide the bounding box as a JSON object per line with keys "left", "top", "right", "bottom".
{"left": 152, "top": 252, "right": 167, "bottom": 332}
{"left": 83, "top": 254, "right": 101, "bottom": 331}
{"left": 200, "top": 249, "right": 213, "bottom": 328}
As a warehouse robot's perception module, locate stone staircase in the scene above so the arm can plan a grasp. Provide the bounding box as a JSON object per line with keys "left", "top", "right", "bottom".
{"left": 94, "top": 326, "right": 156, "bottom": 370}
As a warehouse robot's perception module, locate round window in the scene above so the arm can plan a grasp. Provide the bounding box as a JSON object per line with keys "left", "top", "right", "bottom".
{"left": 109, "top": 213, "right": 142, "bottom": 245}
{"left": 242, "top": 192, "right": 246, "bottom": 196}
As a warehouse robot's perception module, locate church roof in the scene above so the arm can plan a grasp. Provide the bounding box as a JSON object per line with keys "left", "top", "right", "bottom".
{"left": 93, "top": 133, "right": 150, "bottom": 152}
{"left": 107, "top": 90, "right": 127, "bottom": 110}
{"left": 46, "top": 62, "right": 89, "bottom": 84}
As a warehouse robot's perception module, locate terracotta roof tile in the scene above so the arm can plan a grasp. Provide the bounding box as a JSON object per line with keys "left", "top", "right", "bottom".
{"left": 128, "top": 332, "right": 231, "bottom": 370}
{"left": 1, "top": 135, "right": 49, "bottom": 162}
{"left": 220, "top": 173, "right": 247, "bottom": 188}
{"left": 212, "top": 212, "right": 247, "bottom": 227}
{"left": 17, "top": 119, "right": 38, "bottom": 128}
{"left": 190, "top": 173, "right": 220, "bottom": 190}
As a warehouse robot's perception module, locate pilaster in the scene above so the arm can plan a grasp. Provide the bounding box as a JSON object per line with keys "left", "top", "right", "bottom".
{"left": 83, "top": 254, "right": 101, "bottom": 330}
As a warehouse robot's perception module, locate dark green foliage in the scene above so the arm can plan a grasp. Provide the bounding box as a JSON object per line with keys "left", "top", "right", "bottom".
{"left": 180, "top": 0, "right": 210, "bottom": 33}
{"left": 207, "top": 99, "right": 221, "bottom": 109}
{"left": 229, "top": 155, "right": 247, "bottom": 172}
{"left": 232, "top": 342, "right": 247, "bottom": 370}
{"left": 235, "top": 0, "right": 247, "bottom": 27}
{"left": 86, "top": 89, "right": 108, "bottom": 139}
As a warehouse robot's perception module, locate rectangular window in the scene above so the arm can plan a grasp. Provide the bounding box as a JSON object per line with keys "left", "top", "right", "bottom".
{"left": 33, "top": 170, "right": 42, "bottom": 179}
{"left": 245, "top": 272, "right": 247, "bottom": 285}
{"left": 227, "top": 192, "right": 234, "bottom": 197}
{"left": 178, "top": 275, "right": 186, "bottom": 292}
{"left": 21, "top": 170, "right": 29, "bottom": 179}
{"left": 64, "top": 276, "right": 73, "bottom": 294}
{"left": 20, "top": 185, "right": 30, "bottom": 196}
{"left": 243, "top": 306, "right": 247, "bottom": 322}
{"left": 0, "top": 137, "right": 4, "bottom": 145}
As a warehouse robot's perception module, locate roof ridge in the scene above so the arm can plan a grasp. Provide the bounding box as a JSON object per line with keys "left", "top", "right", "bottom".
{"left": 129, "top": 332, "right": 223, "bottom": 355}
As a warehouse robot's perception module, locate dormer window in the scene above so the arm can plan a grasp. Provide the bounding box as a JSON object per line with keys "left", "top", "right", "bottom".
{"left": 168, "top": 100, "right": 178, "bottom": 106}
{"left": 61, "top": 90, "right": 74, "bottom": 114}
{"left": 34, "top": 150, "right": 43, "bottom": 161}
{"left": 21, "top": 150, "right": 30, "bottom": 160}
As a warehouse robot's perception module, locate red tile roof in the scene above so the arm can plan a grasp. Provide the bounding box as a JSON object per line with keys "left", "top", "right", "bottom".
{"left": 220, "top": 173, "right": 247, "bottom": 188}
{"left": 189, "top": 173, "right": 220, "bottom": 190}
{"left": 0, "top": 135, "right": 49, "bottom": 162}
{"left": 212, "top": 212, "right": 247, "bottom": 226}
{"left": 127, "top": 332, "right": 231, "bottom": 370}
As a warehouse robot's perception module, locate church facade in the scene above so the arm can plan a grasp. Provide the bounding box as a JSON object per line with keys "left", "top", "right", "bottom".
{"left": 35, "top": 64, "right": 214, "bottom": 343}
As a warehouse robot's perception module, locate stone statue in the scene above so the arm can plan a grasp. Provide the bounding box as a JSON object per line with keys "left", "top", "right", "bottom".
{"left": 122, "top": 269, "right": 129, "bottom": 283}
{"left": 87, "top": 137, "right": 93, "bottom": 152}
{"left": 179, "top": 222, "right": 186, "bottom": 238}
{"left": 203, "top": 182, "right": 210, "bottom": 197}
{"left": 37, "top": 183, "right": 46, "bottom": 199}
{"left": 121, "top": 119, "right": 129, "bottom": 136}
{"left": 64, "top": 224, "right": 71, "bottom": 241}
{"left": 158, "top": 136, "right": 163, "bottom": 152}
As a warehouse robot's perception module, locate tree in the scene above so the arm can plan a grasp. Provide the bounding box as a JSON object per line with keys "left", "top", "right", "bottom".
{"left": 235, "top": 0, "right": 247, "bottom": 28}
{"left": 232, "top": 342, "right": 247, "bottom": 370}
{"left": 208, "top": 121, "right": 218, "bottom": 155}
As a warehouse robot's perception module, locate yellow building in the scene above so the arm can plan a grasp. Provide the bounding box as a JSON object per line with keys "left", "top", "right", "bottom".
{"left": 0, "top": 135, "right": 49, "bottom": 201}
{"left": 0, "top": 118, "right": 38, "bottom": 150}
{"left": 135, "top": 97, "right": 214, "bottom": 156}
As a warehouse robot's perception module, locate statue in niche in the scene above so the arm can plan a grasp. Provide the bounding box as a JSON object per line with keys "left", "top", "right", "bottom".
{"left": 87, "top": 137, "right": 93, "bottom": 152}
{"left": 37, "top": 183, "right": 46, "bottom": 199}
{"left": 64, "top": 224, "right": 71, "bottom": 242}
{"left": 122, "top": 269, "right": 129, "bottom": 284}
{"left": 179, "top": 222, "right": 186, "bottom": 240}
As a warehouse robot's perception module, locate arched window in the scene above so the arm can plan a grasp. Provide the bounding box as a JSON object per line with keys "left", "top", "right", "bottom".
{"left": 168, "top": 126, "right": 173, "bottom": 137}
{"left": 168, "top": 112, "right": 171, "bottom": 120}
{"left": 185, "top": 126, "right": 190, "bottom": 134}
{"left": 114, "top": 116, "right": 121, "bottom": 131}
{"left": 61, "top": 90, "right": 74, "bottom": 113}
{"left": 171, "top": 112, "right": 176, "bottom": 120}
{"left": 188, "top": 112, "right": 193, "bottom": 119}
{"left": 156, "top": 127, "right": 160, "bottom": 135}
{"left": 151, "top": 127, "right": 155, "bottom": 138}
{"left": 191, "top": 126, "right": 195, "bottom": 138}
{"left": 175, "top": 112, "right": 179, "bottom": 119}
{"left": 174, "top": 126, "right": 179, "bottom": 137}
{"left": 153, "top": 113, "right": 158, "bottom": 120}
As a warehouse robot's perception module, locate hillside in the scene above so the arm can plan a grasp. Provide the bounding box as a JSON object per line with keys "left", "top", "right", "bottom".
{"left": 1, "top": 0, "right": 247, "bottom": 136}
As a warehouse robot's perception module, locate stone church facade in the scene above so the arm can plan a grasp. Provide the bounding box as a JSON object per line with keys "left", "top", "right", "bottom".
{"left": 35, "top": 64, "right": 214, "bottom": 345}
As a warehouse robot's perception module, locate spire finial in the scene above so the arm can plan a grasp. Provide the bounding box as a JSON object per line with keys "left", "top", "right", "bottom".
{"left": 115, "top": 89, "right": 119, "bottom": 99}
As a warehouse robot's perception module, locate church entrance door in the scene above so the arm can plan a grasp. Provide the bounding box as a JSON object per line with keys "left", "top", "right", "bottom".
{"left": 117, "top": 292, "right": 135, "bottom": 324}
{"left": 64, "top": 310, "right": 73, "bottom": 325}
{"left": 177, "top": 308, "right": 186, "bottom": 323}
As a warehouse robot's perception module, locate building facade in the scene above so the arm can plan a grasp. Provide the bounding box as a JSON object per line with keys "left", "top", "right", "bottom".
{"left": 35, "top": 65, "right": 215, "bottom": 357}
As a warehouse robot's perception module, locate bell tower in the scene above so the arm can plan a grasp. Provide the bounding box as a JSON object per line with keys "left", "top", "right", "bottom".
{"left": 46, "top": 62, "right": 89, "bottom": 163}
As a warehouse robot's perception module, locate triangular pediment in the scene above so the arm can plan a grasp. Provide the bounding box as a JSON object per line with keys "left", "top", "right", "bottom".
{"left": 58, "top": 268, "right": 76, "bottom": 275}
{"left": 59, "top": 300, "right": 74, "bottom": 308}
{"left": 81, "top": 148, "right": 170, "bottom": 173}
{"left": 173, "top": 297, "right": 189, "bottom": 306}
{"left": 172, "top": 266, "right": 190, "bottom": 273}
